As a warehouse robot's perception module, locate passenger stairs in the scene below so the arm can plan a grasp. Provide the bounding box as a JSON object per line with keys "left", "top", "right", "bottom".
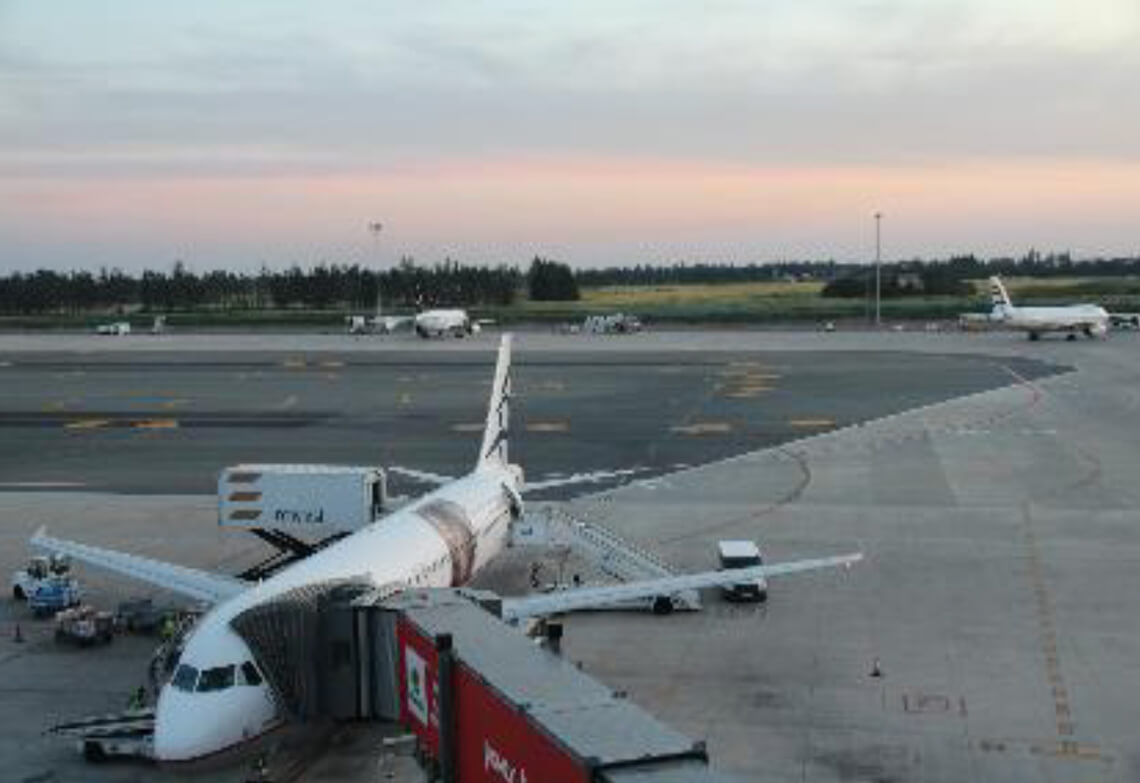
{"left": 512, "top": 505, "right": 701, "bottom": 612}
{"left": 49, "top": 709, "right": 155, "bottom": 761}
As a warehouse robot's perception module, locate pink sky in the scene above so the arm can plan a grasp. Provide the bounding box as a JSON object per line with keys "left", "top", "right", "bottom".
{"left": 2, "top": 1, "right": 1138, "bottom": 270}
{"left": 4, "top": 156, "right": 1139, "bottom": 270}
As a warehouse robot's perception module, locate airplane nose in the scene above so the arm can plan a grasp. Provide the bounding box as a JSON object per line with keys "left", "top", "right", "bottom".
{"left": 153, "top": 686, "right": 196, "bottom": 761}
{"left": 152, "top": 680, "right": 280, "bottom": 761}
{"left": 153, "top": 685, "right": 237, "bottom": 761}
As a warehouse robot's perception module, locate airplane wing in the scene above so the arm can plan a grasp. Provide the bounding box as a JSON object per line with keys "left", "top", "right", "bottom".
{"left": 390, "top": 465, "right": 644, "bottom": 493}
{"left": 31, "top": 527, "right": 248, "bottom": 604}
{"left": 387, "top": 466, "right": 455, "bottom": 485}
{"left": 373, "top": 315, "right": 413, "bottom": 333}
{"left": 499, "top": 552, "right": 862, "bottom": 622}
{"left": 524, "top": 468, "right": 645, "bottom": 493}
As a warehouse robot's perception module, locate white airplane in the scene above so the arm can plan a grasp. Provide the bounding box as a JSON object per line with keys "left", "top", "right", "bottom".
{"left": 31, "top": 335, "right": 861, "bottom": 762}
{"left": 988, "top": 276, "right": 1109, "bottom": 340}
{"left": 366, "top": 308, "right": 480, "bottom": 338}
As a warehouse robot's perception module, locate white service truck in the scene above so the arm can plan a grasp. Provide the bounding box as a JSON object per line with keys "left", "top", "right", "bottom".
{"left": 12, "top": 554, "right": 82, "bottom": 616}
{"left": 12, "top": 554, "right": 75, "bottom": 599}
{"left": 717, "top": 540, "right": 767, "bottom": 602}
{"left": 218, "top": 464, "right": 388, "bottom": 535}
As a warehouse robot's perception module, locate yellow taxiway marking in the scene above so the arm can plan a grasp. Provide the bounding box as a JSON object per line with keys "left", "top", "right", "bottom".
{"left": 65, "top": 418, "right": 111, "bottom": 430}
{"left": 527, "top": 421, "right": 569, "bottom": 433}
{"left": 282, "top": 357, "right": 306, "bottom": 369}
{"left": 451, "top": 423, "right": 484, "bottom": 433}
{"left": 276, "top": 395, "right": 299, "bottom": 411}
{"left": 789, "top": 418, "right": 834, "bottom": 428}
{"left": 725, "top": 385, "right": 772, "bottom": 398}
{"left": 320, "top": 360, "right": 344, "bottom": 369}
{"left": 398, "top": 392, "right": 413, "bottom": 406}
{"left": 159, "top": 398, "right": 189, "bottom": 410}
{"left": 720, "top": 370, "right": 781, "bottom": 399}
{"left": 44, "top": 401, "right": 67, "bottom": 412}
{"left": 133, "top": 419, "right": 179, "bottom": 430}
{"left": 671, "top": 422, "right": 732, "bottom": 435}
{"left": 1030, "top": 739, "right": 1105, "bottom": 761}
{"left": 721, "top": 370, "right": 781, "bottom": 379}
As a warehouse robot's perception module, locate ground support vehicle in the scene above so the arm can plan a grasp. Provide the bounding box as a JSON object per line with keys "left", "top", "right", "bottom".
{"left": 50, "top": 710, "right": 154, "bottom": 762}
{"left": 115, "top": 598, "right": 175, "bottom": 634}
{"left": 55, "top": 605, "right": 115, "bottom": 646}
{"left": 12, "top": 554, "right": 78, "bottom": 601}
{"left": 717, "top": 540, "right": 768, "bottom": 602}
{"left": 27, "top": 577, "right": 81, "bottom": 617}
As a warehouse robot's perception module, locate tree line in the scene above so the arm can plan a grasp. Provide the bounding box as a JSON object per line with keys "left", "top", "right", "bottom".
{"left": 576, "top": 261, "right": 845, "bottom": 287}
{"left": 0, "top": 259, "right": 526, "bottom": 315}
{"left": 4, "top": 251, "right": 1140, "bottom": 315}
{"left": 577, "top": 252, "right": 1140, "bottom": 290}
{"left": 819, "top": 252, "right": 1140, "bottom": 298}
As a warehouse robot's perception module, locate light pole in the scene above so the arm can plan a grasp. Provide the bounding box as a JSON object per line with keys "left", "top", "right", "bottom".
{"left": 368, "top": 221, "right": 383, "bottom": 316}
{"left": 874, "top": 212, "right": 882, "bottom": 328}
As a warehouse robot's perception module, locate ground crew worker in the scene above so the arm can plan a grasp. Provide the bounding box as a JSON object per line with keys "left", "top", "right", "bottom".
{"left": 160, "top": 614, "right": 176, "bottom": 643}
{"left": 246, "top": 753, "right": 271, "bottom": 782}
{"left": 127, "top": 685, "right": 146, "bottom": 711}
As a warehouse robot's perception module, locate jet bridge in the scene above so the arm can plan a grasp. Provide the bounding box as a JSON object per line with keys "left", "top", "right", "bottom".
{"left": 230, "top": 586, "right": 738, "bottom": 782}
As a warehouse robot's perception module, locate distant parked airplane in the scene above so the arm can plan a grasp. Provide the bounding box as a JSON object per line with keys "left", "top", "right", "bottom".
{"left": 988, "top": 276, "right": 1110, "bottom": 340}
{"left": 347, "top": 308, "right": 482, "bottom": 338}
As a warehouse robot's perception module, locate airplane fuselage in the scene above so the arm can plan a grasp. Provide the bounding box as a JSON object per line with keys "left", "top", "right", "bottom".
{"left": 415, "top": 309, "right": 474, "bottom": 338}
{"left": 154, "top": 462, "right": 521, "bottom": 760}
{"left": 994, "top": 304, "right": 1109, "bottom": 337}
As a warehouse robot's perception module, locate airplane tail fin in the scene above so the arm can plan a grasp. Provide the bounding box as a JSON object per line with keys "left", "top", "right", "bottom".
{"left": 989, "top": 276, "right": 1014, "bottom": 316}
{"left": 478, "top": 334, "right": 512, "bottom": 468}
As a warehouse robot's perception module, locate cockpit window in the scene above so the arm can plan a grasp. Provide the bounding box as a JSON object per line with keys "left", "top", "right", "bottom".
{"left": 240, "top": 661, "right": 263, "bottom": 686}
{"left": 196, "top": 664, "right": 235, "bottom": 692}
{"left": 172, "top": 664, "right": 199, "bottom": 692}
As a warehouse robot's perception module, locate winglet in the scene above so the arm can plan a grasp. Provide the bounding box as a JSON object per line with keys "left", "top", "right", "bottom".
{"left": 478, "top": 334, "right": 512, "bottom": 468}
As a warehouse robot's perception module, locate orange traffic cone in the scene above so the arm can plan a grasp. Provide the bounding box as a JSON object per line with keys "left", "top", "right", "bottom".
{"left": 13, "top": 623, "right": 24, "bottom": 644}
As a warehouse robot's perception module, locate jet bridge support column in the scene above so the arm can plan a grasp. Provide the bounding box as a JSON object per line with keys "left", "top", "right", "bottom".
{"left": 436, "top": 633, "right": 458, "bottom": 783}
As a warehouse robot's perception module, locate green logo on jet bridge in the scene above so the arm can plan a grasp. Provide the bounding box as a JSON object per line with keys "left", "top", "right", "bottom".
{"left": 405, "top": 646, "right": 429, "bottom": 725}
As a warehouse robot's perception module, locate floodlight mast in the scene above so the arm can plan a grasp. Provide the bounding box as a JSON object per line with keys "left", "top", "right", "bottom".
{"left": 368, "top": 221, "right": 384, "bottom": 316}
{"left": 874, "top": 212, "right": 882, "bottom": 328}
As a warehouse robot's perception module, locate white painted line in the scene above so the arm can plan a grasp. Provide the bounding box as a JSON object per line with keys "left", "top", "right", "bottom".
{"left": 671, "top": 422, "right": 732, "bottom": 435}
{"left": 527, "top": 421, "right": 569, "bottom": 433}
{"left": 0, "top": 481, "right": 87, "bottom": 488}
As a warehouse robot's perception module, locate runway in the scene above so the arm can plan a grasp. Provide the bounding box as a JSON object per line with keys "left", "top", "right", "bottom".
{"left": 0, "top": 340, "right": 1061, "bottom": 497}
{"left": 2, "top": 329, "right": 1138, "bottom": 782}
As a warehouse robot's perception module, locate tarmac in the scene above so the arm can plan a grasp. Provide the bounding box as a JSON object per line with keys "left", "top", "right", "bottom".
{"left": 1, "top": 328, "right": 1137, "bottom": 782}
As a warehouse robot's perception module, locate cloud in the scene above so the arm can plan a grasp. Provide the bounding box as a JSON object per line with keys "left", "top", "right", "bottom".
{"left": 2, "top": 1, "right": 1139, "bottom": 269}
{"left": 2, "top": 1, "right": 1138, "bottom": 163}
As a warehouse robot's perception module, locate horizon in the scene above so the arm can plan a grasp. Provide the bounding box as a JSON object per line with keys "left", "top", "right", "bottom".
{"left": 3, "top": 2, "right": 1139, "bottom": 272}
{"left": 0, "top": 251, "right": 1125, "bottom": 279}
